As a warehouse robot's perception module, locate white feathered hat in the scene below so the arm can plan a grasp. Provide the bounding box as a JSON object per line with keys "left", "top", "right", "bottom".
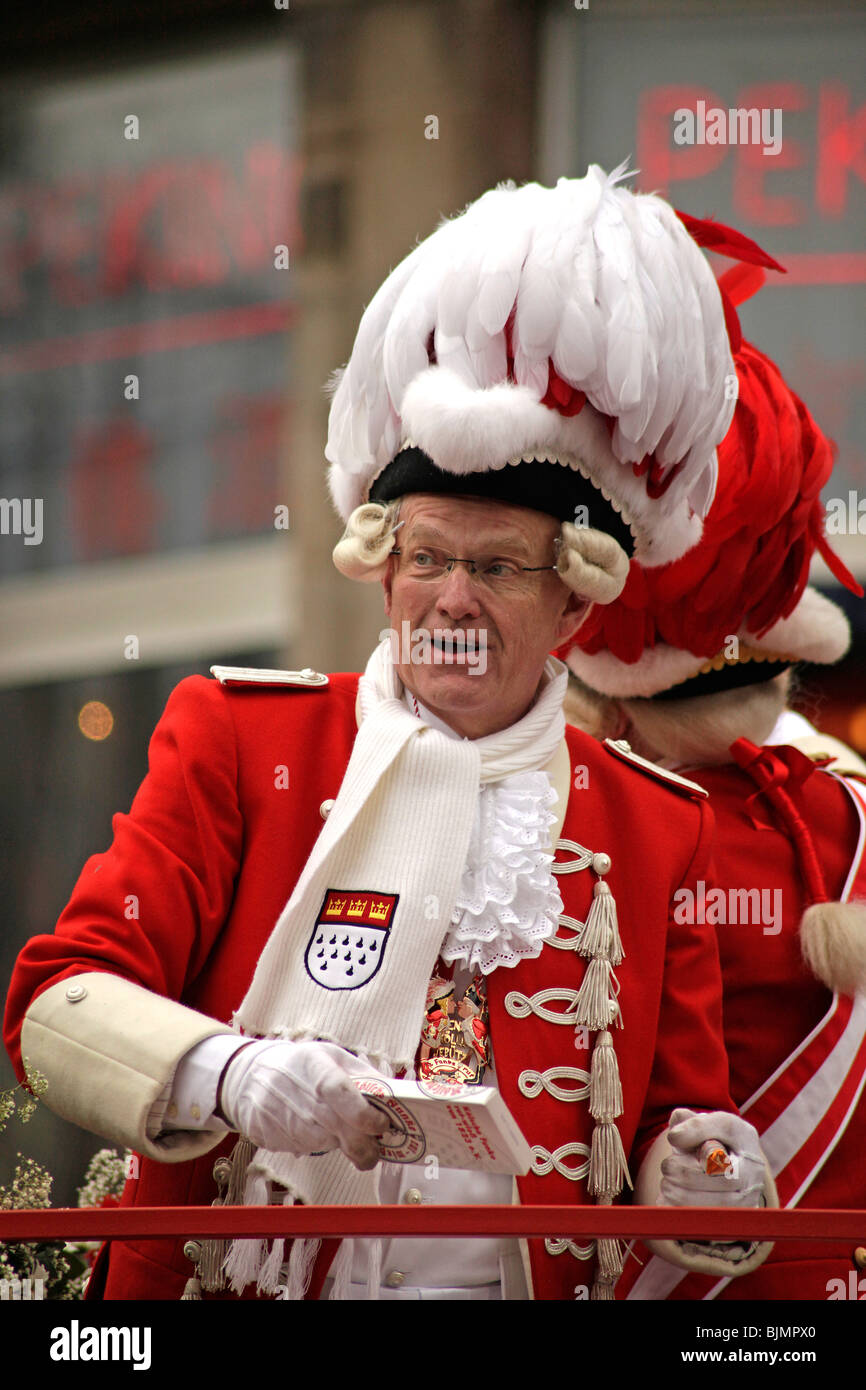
{"left": 325, "top": 164, "right": 739, "bottom": 599}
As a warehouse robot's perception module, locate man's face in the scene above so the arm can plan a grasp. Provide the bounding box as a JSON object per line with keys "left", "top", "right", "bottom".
{"left": 382, "top": 494, "right": 587, "bottom": 738}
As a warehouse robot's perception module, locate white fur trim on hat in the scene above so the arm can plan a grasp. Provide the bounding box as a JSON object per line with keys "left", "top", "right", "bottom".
{"left": 566, "top": 587, "right": 852, "bottom": 698}
{"left": 389, "top": 367, "right": 705, "bottom": 568}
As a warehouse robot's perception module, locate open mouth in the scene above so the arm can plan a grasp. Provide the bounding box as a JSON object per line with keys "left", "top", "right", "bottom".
{"left": 431, "top": 633, "right": 470, "bottom": 655}
{"left": 427, "top": 631, "right": 488, "bottom": 662}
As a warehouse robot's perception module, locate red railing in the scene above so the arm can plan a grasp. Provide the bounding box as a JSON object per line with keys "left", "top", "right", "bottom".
{"left": 1, "top": 1205, "right": 863, "bottom": 1242}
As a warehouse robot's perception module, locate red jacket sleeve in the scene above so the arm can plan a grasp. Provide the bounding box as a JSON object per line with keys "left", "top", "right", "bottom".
{"left": 4, "top": 675, "right": 243, "bottom": 1080}
{"left": 632, "top": 798, "right": 734, "bottom": 1164}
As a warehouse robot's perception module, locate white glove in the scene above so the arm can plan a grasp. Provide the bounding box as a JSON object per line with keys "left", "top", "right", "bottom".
{"left": 218, "top": 1039, "right": 389, "bottom": 1170}
{"left": 660, "top": 1107, "right": 766, "bottom": 1209}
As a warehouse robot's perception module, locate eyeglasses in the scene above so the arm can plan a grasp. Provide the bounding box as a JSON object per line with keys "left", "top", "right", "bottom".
{"left": 392, "top": 544, "right": 557, "bottom": 593}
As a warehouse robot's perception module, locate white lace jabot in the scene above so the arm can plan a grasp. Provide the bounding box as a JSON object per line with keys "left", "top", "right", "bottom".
{"left": 405, "top": 691, "right": 562, "bottom": 972}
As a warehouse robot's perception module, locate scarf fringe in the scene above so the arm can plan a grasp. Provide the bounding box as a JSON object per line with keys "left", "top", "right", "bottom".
{"left": 328, "top": 1239, "right": 355, "bottom": 1300}
{"left": 366, "top": 1238, "right": 383, "bottom": 1301}
{"left": 286, "top": 1236, "right": 321, "bottom": 1301}
{"left": 224, "top": 1148, "right": 268, "bottom": 1295}
{"left": 226, "top": 1237, "right": 267, "bottom": 1295}
{"left": 257, "top": 1237, "right": 286, "bottom": 1296}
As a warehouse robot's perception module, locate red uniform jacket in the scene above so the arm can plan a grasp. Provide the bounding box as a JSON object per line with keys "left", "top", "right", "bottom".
{"left": 691, "top": 756, "right": 865, "bottom": 1302}
{"left": 617, "top": 752, "right": 866, "bottom": 1301}
{"left": 4, "top": 673, "right": 735, "bottom": 1300}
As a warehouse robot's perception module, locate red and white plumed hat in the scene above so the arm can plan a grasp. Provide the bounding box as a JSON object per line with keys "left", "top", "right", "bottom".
{"left": 560, "top": 312, "right": 863, "bottom": 697}
{"left": 325, "top": 164, "right": 745, "bottom": 597}
{"left": 559, "top": 304, "right": 866, "bottom": 999}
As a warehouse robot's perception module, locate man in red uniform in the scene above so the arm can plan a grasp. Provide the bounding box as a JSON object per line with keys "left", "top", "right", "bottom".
{"left": 561, "top": 322, "right": 866, "bottom": 1300}
{"left": 5, "top": 168, "right": 775, "bottom": 1301}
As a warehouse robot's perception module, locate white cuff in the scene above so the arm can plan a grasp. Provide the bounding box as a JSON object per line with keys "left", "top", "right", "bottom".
{"left": 21, "top": 972, "right": 238, "bottom": 1163}
{"left": 157, "top": 1034, "right": 250, "bottom": 1135}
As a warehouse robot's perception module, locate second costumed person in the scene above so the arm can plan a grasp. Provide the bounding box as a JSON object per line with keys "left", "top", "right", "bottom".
{"left": 560, "top": 274, "right": 866, "bottom": 1300}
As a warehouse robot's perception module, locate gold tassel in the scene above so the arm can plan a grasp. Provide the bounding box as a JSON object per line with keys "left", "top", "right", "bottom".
{"left": 589, "top": 1029, "right": 623, "bottom": 1121}
{"left": 180, "top": 1239, "right": 203, "bottom": 1302}
{"left": 581, "top": 858, "right": 628, "bottom": 1299}
{"left": 595, "top": 1235, "right": 626, "bottom": 1282}
{"left": 197, "top": 1153, "right": 234, "bottom": 1292}
{"left": 199, "top": 1200, "right": 226, "bottom": 1292}
{"left": 577, "top": 881, "right": 624, "bottom": 964}
{"left": 573, "top": 957, "right": 620, "bottom": 1031}
{"left": 590, "top": 1279, "right": 615, "bottom": 1301}
{"left": 225, "top": 1136, "right": 255, "bottom": 1204}
{"left": 200, "top": 1137, "right": 258, "bottom": 1296}
{"left": 589, "top": 1120, "right": 632, "bottom": 1198}
{"left": 590, "top": 1194, "right": 623, "bottom": 1300}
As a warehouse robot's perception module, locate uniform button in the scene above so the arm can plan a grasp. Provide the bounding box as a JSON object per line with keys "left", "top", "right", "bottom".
{"left": 65, "top": 983, "right": 87, "bottom": 1002}
{"left": 167, "top": 1101, "right": 179, "bottom": 1119}
{"left": 319, "top": 799, "right": 335, "bottom": 819}
{"left": 213, "top": 1158, "right": 233, "bottom": 1186}
{"left": 592, "top": 852, "right": 612, "bottom": 876}
{"left": 854, "top": 1247, "right": 866, "bottom": 1270}
{"left": 190, "top": 1104, "right": 201, "bottom": 1121}
{"left": 403, "top": 1188, "right": 423, "bottom": 1205}
{"left": 614, "top": 739, "right": 632, "bottom": 752}
{"left": 384, "top": 1270, "right": 406, "bottom": 1288}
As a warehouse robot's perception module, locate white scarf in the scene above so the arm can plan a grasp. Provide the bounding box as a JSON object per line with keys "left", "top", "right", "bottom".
{"left": 227, "top": 641, "right": 567, "bottom": 1290}
{"left": 409, "top": 693, "right": 564, "bottom": 973}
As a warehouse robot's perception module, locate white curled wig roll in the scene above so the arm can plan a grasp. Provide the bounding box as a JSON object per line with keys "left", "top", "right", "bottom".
{"left": 332, "top": 502, "right": 401, "bottom": 582}
{"left": 556, "top": 522, "right": 630, "bottom": 605}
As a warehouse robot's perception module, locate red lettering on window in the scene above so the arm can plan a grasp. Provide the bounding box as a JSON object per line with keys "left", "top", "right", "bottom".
{"left": 636, "top": 85, "right": 727, "bottom": 197}
{"left": 816, "top": 84, "right": 866, "bottom": 218}
{"left": 69, "top": 418, "right": 162, "bottom": 560}
{"left": 732, "top": 83, "right": 809, "bottom": 226}
{"left": 207, "top": 393, "right": 287, "bottom": 536}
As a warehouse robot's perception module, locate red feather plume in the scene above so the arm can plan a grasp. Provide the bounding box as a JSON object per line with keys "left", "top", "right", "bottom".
{"left": 558, "top": 339, "right": 862, "bottom": 670}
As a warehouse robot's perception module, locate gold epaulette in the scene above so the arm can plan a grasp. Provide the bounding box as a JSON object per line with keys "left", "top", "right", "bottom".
{"left": 602, "top": 738, "right": 708, "bottom": 799}
{"left": 209, "top": 665, "right": 329, "bottom": 689}
{"left": 783, "top": 733, "right": 866, "bottom": 779}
